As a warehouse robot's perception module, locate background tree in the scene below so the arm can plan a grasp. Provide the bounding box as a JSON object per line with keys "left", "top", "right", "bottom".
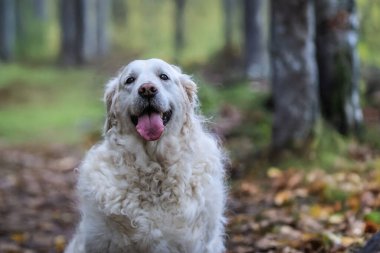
{"left": 316, "top": 0, "right": 362, "bottom": 135}
{"left": 60, "top": 0, "right": 109, "bottom": 65}
{"left": 271, "top": 0, "right": 319, "bottom": 150}
{"left": 0, "top": 0, "right": 16, "bottom": 61}
{"left": 60, "top": 0, "right": 84, "bottom": 64}
{"left": 244, "top": 0, "right": 269, "bottom": 80}
{"left": 15, "top": 0, "right": 48, "bottom": 60}
{"left": 111, "top": 0, "right": 127, "bottom": 26}
{"left": 95, "top": 0, "right": 110, "bottom": 57}
{"left": 222, "top": 0, "right": 235, "bottom": 51}
{"left": 33, "top": 0, "right": 47, "bottom": 19}
{"left": 173, "top": 0, "right": 186, "bottom": 62}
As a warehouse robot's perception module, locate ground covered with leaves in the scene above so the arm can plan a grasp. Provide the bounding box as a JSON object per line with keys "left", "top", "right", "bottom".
{"left": 0, "top": 144, "right": 379, "bottom": 253}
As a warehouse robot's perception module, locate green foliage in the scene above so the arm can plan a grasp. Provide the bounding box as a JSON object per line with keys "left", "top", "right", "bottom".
{"left": 323, "top": 186, "right": 349, "bottom": 203}
{"left": 312, "top": 121, "right": 348, "bottom": 168}
{"left": 197, "top": 79, "right": 264, "bottom": 114}
{"left": 358, "top": 0, "right": 380, "bottom": 67}
{"left": 364, "top": 211, "right": 380, "bottom": 224}
{"left": 362, "top": 126, "right": 380, "bottom": 150}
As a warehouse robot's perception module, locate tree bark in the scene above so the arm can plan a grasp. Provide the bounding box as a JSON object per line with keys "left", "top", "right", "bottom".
{"left": 316, "top": 0, "right": 362, "bottom": 135}
{"left": 174, "top": 0, "right": 186, "bottom": 62}
{"left": 223, "top": 0, "right": 234, "bottom": 50}
{"left": 244, "top": 0, "right": 269, "bottom": 80}
{"left": 0, "top": 0, "right": 16, "bottom": 61}
{"left": 81, "top": 0, "right": 97, "bottom": 62}
{"left": 60, "top": 0, "right": 80, "bottom": 64}
{"left": 60, "top": 0, "right": 109, "bottom": 65}
{"left": 96, "top": 0, "right": 109, "bottom": 57}
{"left": 33, "top": 0, "right": 46, "bottom": 20}
{"left": 271, "top": 0, "right": 319, "bottom": 150}
{"left": 111, "top": 0, "right": 127, "bottom": 25}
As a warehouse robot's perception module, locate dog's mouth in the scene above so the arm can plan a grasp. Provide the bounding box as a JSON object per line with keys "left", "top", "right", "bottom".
{"left": 131, "top": 107, "right": 172, "bottom": 141}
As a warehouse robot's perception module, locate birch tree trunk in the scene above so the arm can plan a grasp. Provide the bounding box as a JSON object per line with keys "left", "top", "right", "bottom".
{"left": 96, "top": 0, "right": 109, "bottom": 57}
{"left": 271, "top": 0, "right": 319, "bottom": 150}
{"left": 316, "top": 0, "right": 362, "bottom": 135}
{"left": 174, "top": 0, "right": 186, "bottom": 62}
{"left": 60, "top": 0, "right": 109, "bottom": 65}
{"left": 0, "top": 0, "right": 16, "bottom": 61}
{"left": 223, "top": 0, "right": 234, "bottom": 50}
{"left": 244, "top": 0, "right": 269, "bottom": 80}
{"left": 60, "top": 0, "right": 80, "bottom": 64}
{"left": 111, "top": 0, "right": 127, "bottom": 25}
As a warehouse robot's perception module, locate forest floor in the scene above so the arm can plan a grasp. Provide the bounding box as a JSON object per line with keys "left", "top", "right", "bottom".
{"left": 0, "top": 142, "right": 379, "bottom": 253}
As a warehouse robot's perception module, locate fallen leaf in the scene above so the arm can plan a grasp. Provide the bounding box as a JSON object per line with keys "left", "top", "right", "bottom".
{"left": 328, "top": 213, "right": 345, "bottom": 225}
{"left": 11, "top": 232, "right": 29, "bottom": 244}
{"left": 274, "top": 190, "right": 293, "bottom": 206}
{"left": 267, "top": 167, "right": 283, "bottom": 178}
{"left": 54, "top": 235, "right": 66, "bottom": 252}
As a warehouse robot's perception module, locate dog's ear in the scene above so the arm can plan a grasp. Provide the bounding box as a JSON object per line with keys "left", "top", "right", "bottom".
{"left": 180, "top": 74, "right": 198, "bottom": 107}
{"left": 171, "top": 65, "right": 198, "bottom": 107}
{"left": 103, "top": 78, "right": 118, "bottom": 133}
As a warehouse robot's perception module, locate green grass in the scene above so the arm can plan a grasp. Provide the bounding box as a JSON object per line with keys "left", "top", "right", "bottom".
{"left": 0, "top": 64, "right": 268, "bottom": 147}
{"left": 0, "top": 64, "right": 106, "bottom": 144}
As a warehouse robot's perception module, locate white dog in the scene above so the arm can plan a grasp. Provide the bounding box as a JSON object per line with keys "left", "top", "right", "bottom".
{"left": 65, "top": 59, "right": 227, "bottom": 253}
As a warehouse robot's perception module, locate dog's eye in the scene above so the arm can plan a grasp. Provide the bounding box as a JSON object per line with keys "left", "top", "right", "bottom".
{"left": 125, "top": 77, "right": 135, "bottom": 84}
{"left": 159, "top": 74, "right": 169, "bottom": 81}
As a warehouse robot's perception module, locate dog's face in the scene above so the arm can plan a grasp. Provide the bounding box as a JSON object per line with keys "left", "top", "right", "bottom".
{"left": 104, "top": 59, "right": 197, "bottom": 141}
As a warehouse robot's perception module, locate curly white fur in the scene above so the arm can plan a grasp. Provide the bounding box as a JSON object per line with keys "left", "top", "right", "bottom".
{"left": 65, "top": 59, "right": 227, "bottom": 253}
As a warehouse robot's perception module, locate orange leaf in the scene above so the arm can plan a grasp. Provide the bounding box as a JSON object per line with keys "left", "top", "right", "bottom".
{"left": 274, "top": 190, "right": 293, "bottom": 206}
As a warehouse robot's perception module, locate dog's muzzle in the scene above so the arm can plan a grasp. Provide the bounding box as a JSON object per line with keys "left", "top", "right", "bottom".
{"left": 131, "top": 83, "right": 172, "bottom": 141}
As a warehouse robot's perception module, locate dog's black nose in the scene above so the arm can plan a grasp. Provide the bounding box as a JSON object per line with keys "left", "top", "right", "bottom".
{"left": 138, "top": 83, "right": 158, "bottom": 98}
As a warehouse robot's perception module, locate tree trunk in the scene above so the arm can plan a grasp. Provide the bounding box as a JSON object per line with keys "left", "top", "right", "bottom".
{"left": 244, "top": 0, "right": 269, "bottom": 80}
{"left": 174, "top": 0, "right": 186, "bottom": 62}
{"left": 316, "top": 0, "right": 362, "bottom": 135}
{"left": 96, "top": 0, "right": 109, "bottom": 57}
{"left": 33, "top": 0, "right": 46, "bottom": 20}
{"left": 111, "top": 0, "right": 127, "bottom": 25}
{"left": 271, "top": 0, "right": 319, "bottom": 150}
{"left": 0, "top": 0, "right": 16, "bottom": 61}
{"left": 60, "top": 0, "right": 79, "bottom": 64}
{"left": 60, "top": 0, "right": 109, "bottom": 65}
{"left": 223, "top": 0, "right": 234, "bottom": 50}
{"left": 81, "top": 0, "right": 97, "bottom": 62}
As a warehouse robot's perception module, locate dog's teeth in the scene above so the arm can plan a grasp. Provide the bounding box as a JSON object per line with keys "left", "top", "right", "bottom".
{"left": 160, "top": 112, "right": 163, "bottom": 118}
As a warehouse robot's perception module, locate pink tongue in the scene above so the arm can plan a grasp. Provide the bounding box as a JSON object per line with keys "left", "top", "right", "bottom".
{"left": 136, "top": 113, "right": 164, "bottom": 141}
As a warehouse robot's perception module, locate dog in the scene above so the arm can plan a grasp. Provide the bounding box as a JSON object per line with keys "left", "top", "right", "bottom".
{"left": 65, "top": 59, "right": 227, "bottom": 253}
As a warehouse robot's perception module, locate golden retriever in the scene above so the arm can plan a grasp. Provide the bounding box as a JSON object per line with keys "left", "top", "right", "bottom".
{"left": 65, "top": 59, "right": 227, "bottom": 253}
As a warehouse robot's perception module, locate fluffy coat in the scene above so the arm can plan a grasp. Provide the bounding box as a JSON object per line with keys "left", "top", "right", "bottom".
{"left": 65, "top": 59, "right": 226, "bottom": 253}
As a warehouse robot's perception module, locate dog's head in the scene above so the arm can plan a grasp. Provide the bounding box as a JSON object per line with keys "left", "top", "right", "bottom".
{"left": 104, "top": 59, "right": 197, "bottom": 141}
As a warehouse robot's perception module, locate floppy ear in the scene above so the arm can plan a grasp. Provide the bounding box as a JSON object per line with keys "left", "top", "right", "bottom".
{"left": 171, "top": 64, "right": 198, "bottom": 107}
{"left": 103, "top": 78, "right": 119, "bottom": 133}
{"left": 180, "top": 74, "right": 198, "bottom": 107}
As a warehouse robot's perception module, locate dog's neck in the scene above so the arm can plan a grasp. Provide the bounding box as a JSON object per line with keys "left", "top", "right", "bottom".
{"left": 105, "top": 126, "right": 194, "bottom": 167}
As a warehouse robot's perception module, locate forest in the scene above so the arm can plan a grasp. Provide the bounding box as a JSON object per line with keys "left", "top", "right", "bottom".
{"left": 1, "top": 0, "right": 380, "bottom": 252}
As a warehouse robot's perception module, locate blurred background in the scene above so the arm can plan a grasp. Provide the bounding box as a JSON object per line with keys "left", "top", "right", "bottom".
{"left": 1, "top": 0, "right": 380, "bottom": 252}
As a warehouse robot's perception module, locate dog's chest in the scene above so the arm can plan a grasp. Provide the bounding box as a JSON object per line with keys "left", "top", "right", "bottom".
{"left": 121, "top": 166, "right": 182, "bottom": 203}
{"left": 112, "top": 162, "right": 204, "bottom": 225}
